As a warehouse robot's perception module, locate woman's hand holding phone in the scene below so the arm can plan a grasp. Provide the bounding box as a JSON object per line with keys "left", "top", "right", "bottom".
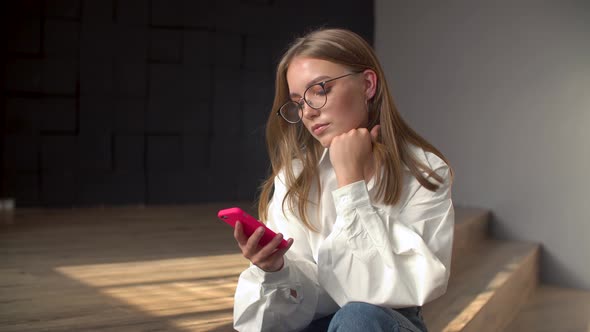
{"left": 218, "top": 207, "right": 293, "bottom": 272}
{"left": 234, "top": 221, "right": 294, "bottom": 272}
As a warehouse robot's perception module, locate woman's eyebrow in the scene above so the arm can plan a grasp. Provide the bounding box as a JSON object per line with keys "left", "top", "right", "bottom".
{"left": 289, "top": 75, "right": 332, "bottom": 99}
{"left": 306, "top": 75, "right": 331, "bottom": 88}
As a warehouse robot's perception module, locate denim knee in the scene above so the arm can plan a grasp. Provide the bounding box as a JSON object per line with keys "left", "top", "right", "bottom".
{"left": 328, "top": 302, "right": 391, "bottom": 332}
{"left": 328, "top": 302, "right": 424, "bottom": 332}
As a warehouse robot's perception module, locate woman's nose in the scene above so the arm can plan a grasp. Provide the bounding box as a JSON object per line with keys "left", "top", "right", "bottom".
{"left": 301, "top": 103, "right": 320, "bottom": 119}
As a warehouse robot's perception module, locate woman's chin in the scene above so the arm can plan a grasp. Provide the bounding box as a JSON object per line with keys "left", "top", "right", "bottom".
{"left": 318, "top": 136, "right": 333, "bottom": 148}
{"left": 311, "top": 130, "right": 336, "bottom": 148}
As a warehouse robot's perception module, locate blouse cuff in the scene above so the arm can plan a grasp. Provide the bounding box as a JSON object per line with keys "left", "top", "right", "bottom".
{"left": 331, "top": 180, "right": 371, "bottom": 214}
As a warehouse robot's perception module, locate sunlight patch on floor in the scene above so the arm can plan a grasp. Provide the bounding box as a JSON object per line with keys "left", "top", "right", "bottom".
{"left": 55, "top": 253, "right": 249, "bottom": 331}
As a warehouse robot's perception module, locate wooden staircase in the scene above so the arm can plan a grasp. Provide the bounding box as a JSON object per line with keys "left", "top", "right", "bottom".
{"left": 422, "top": 207, "right": 590, "bottom": 332}
{"left": 422, "top": 207, "right": 540, "bottom": 331}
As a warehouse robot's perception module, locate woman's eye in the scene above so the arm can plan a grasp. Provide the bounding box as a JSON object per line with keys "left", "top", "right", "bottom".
{"left": 316, "top": 87, "right": 327, "bottom": 96}
{"left": 308, "top": 84, "right": 327, "bottom": 96}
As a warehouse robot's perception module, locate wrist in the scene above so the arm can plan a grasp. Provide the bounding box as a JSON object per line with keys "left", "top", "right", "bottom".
{"left": 255, "top": 257, "right": 291, "bottom": 284}
{"left": 336, "top": 173, "right": 364, "bottom": 188}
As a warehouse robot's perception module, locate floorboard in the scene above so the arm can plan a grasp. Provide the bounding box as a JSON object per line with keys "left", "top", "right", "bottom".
{"left": 0, "top": 204, "right": 251, "bottom": 332}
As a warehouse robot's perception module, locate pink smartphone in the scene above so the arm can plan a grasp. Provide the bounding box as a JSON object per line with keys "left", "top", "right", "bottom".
{"left": 218, "top": 207, "right": 289, "bottom": 249}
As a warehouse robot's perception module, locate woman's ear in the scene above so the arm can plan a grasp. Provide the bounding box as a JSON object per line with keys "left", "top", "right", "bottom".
{"left": 362, "top": 69, "right": 378, "bottom": 100}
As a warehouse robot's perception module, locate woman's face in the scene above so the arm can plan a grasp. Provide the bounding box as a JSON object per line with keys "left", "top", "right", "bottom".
{"left": 286, "top": 57, "right": 371, "bottom": 148}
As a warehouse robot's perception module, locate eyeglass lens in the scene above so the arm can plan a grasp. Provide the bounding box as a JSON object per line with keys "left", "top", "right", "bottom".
{"left": 279, "top": 102, "right": 303, "bottom": 123}
{"left": 279, "top": 84, "right": 327, "bottom": 123}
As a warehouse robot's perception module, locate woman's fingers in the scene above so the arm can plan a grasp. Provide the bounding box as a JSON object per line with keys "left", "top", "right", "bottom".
{"left": 272, "top": 238, "right": 294, "bottom": 258}
{"left": 262, "top": 238, "right": 294, "bottom": 271}
{"left": 256, "top": 233, "right": 285, "bottom": 257}
{"left": 254, "top": 237, "right": 294, "bottom": 272}
{"left": 233, "top": 224, "right": 294, "bottom": 272}
{"left": 234, "top": 222, "right": 248, "bottom": 246}
{"left": 370, "top": 124, "right": 381, "bottom": 143}
{"left": 242, "top": 226, "right": 265, "bottom": 256}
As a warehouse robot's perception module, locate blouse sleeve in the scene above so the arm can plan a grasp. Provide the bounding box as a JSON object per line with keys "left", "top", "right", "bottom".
{"left": 233, "top": 171, "right": 335, "bottom": 331}
{"left": 317, "top": 159, "right": 454, "bottom": 308}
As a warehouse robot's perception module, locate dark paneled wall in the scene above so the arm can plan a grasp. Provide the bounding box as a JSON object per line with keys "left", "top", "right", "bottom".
{"left": 1, "top": 0, "right": 374, "bottom": 207}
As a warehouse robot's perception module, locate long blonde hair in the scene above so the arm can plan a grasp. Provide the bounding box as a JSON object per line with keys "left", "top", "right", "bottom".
{"left": 258, "top": 28, "right": 452, "bottom": 231}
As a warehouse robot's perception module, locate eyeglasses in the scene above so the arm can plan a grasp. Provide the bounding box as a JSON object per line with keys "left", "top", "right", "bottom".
{"left": 277, "top": 71, "right": 363, "bottom": 124}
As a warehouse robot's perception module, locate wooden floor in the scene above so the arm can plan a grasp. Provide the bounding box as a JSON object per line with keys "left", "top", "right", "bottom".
{"left": 2, "top": 204, "right": 589, "bottom": 332}
{"left": 0, "top": 203, "right": 253, "bottom": 332}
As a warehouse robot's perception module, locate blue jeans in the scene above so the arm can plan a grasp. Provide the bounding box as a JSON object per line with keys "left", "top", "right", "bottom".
{"left": 302, "top": 302, "right": 428, "bottom": 332}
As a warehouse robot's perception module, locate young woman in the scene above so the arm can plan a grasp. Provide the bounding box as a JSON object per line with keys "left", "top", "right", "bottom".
{"left": 232, "top": 28, "right": 454, "bottom": 332}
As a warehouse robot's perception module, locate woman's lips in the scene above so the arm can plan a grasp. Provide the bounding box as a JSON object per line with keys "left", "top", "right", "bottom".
{"left": 312, "top": 123, "right": 330, "bottom": 135}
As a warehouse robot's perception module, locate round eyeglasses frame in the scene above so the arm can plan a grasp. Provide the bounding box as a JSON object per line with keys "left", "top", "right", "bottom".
{"left": 276, "top": 71, "right": 363, "bottom": 124}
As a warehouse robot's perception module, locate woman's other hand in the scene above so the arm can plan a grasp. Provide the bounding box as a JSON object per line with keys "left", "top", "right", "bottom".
{"left": 329, "top": 125, "right": 380, "bottom": 187}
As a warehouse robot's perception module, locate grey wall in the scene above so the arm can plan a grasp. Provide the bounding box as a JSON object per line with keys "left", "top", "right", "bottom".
{"left": 375, "top": 1, "right": 590, "bottom": 289}
{"left": 1, "top": 0, "right": 373, "bottom": 207}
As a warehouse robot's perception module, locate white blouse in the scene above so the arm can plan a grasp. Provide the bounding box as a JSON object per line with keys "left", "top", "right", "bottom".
{"left": 233, "top": 145, "right": 455, "bottom": 331}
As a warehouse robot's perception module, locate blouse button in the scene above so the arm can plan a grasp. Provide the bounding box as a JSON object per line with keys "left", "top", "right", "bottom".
{"left": 339, "top": 196, "right": 351, "bottom": 205}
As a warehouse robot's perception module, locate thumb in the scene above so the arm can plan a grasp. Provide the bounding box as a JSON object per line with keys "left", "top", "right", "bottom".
{"left": 370, "top": 124, "right": 381, "bottom": 143}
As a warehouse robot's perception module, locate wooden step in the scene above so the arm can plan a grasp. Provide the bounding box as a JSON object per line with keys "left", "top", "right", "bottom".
{"left": 452, "top": 206, "right": 490, "bottom": 263}
{"left": 422, "top": 240, "right": 540, "bottom": 332}
{"left": 505, "top": 285, "right": 590, "bottom": 332}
